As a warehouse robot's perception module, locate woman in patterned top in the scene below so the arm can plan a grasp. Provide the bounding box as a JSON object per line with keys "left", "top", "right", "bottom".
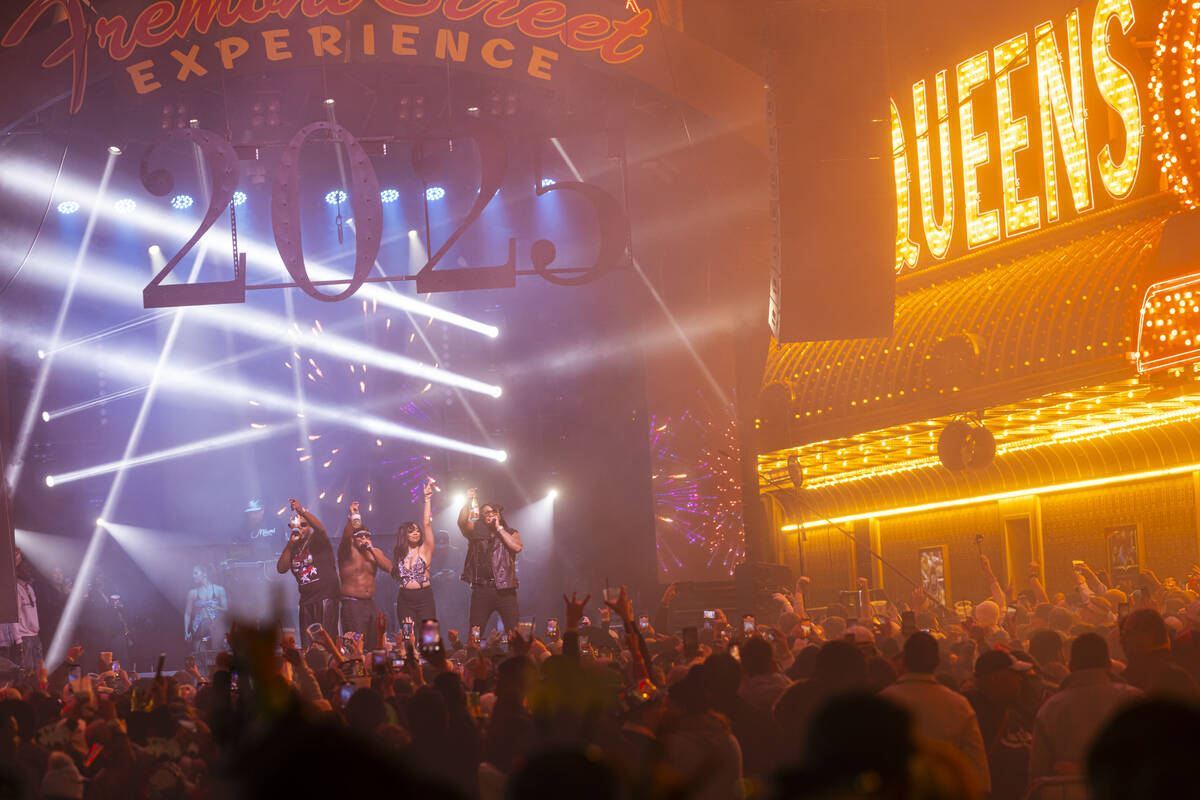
{"left": 393, "top": 479, "right": 436, "bottom": 628}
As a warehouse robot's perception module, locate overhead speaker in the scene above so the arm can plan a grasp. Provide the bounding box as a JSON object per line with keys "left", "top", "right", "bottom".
{"left": 767, "top": 0, "right": 895, "bottom": 343}
{"left": 937, "top": 419, "right": 995, "bottom": 471}
{"left": 786, "top": 454, "right": 804, "bottom": 489}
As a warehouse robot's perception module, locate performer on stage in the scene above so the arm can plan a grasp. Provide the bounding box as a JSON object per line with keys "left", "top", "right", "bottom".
{"left": 238, "top": 498, "right": 281, "bottom": 561}
{"left": 276, "top": 498, "right": 338, "bottom": 646}
{"left": 457, "top": 488, "right": 522, "bottom": 633}
{"left": 393, "top": 479, "right": 436, "bottom": 625}
{"left": 338, "top": 500, "right": 391, "bottom": 650}
{"left": 184, "top": 564, "right": 228, "bottom": 668}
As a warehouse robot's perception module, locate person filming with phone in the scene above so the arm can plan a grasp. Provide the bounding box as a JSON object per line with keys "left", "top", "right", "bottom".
{"left": 338, "top": 500, "right": 392, "bottom": 651}
{"left": 277, "top": 497, "right": 339, "bottom": 647}
{"left": 457, "top": 488, "right": 522, "bottom": 633}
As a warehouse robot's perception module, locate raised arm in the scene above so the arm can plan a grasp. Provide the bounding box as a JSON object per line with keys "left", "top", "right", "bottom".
{"left": 343, "top": 500, "right": 358, "bottom": 541}
{"left": 420, "top": 479, "right": 435, "bottom": 562}
{"left": 457, "top": 487, "right": 478, "bottom": 538}
{"left": 277, "top": 501, "right": 304, "bottom": 574}
{"left": 296, "top": 501, "right": 326, "bottom": 538}
{"left": 1028, "top": 562, "right": 1050, "bottom": 605}
{"left": 980, "top": 554, "right": 1006, "bottom": 610}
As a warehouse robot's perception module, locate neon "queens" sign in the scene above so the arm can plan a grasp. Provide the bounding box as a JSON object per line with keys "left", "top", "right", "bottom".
{"left": 890, "top": 0, "right": 1146, "bottom": 273}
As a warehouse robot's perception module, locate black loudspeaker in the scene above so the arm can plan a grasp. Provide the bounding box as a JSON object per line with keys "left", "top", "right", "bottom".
{"left": 735, "top": 561, "right": 796, "bottom": 620}
{"left": 767, "top": 0, "right": 895, "bottom": 343}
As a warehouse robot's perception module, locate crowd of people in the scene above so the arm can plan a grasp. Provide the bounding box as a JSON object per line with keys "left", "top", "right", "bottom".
{"left": 3, "top": 547, "right": 1200, "bottom": 799}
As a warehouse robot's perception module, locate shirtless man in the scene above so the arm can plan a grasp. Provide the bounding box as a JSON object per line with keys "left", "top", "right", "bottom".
{"left": 338, "top": 501, "right": 392, "bottom": 650}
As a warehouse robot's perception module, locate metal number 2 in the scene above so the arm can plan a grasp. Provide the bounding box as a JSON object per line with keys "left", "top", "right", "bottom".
{"left": 271, "top": 122, "right": 383, "bottom": 302}
{"left": 141, "top": 129, "right": 245, "bottom": 308}
{"left": 414, "top": 127, "right": 516, "bottom": 294}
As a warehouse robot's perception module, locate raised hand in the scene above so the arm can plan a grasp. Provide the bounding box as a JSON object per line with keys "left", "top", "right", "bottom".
{"left": 508, "top": 627, "right": 530, "bottom": 657}
{"left": 604, "top": 585, "right": 634, "bottom": 624}
{"left": 423, "top": 479, "right": 435, "bottom": 500}
{"left": 350, "top": 501, "right": 360, "bottom": 515}
{"left": 563, "top": 591, "right": 590, "bottom": 630}
{"left": 289, "top": 498, "right": 302, "bottom": 512}
{"left": 466, "top": 487, "right": 477, "bottom": 501}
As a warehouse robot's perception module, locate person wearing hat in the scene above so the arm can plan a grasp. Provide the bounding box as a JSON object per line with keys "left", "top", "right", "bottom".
{"left": 337, "top": 500, "right": 391, "bottom": 651}
{"left": 1029, "top": 633, "right": 1142, "bottom": 783}
{"left": 241, "top": 497, "right": 282, "bottom": 560}
{"left": 40, "top": 750, "right": 85, "bottom": 800}
{"left": 964, "top": 649, "right": 1034, "bottom": 800}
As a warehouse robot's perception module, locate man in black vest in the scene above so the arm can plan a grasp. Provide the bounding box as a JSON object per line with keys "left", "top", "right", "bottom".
{"left": 458, "top": 488, "right": 523, "bottom": 633}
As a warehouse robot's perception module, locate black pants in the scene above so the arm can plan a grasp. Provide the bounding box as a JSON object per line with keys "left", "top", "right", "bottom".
{"left": 340, "top": 595, "right": 379, "bottom": 650}
{"left": 469, "top": 585, "right": 519, "bottom": 633}
{"left": 298, "top": 596, "right": 340, "bottom": 648}
{"left": 396, "top": 585, "right": 437, "bottom": 626}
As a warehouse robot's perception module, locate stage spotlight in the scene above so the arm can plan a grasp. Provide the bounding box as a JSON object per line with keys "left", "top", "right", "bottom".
{"left": 95, "top": 517, "right": 105, "bottom": 526}
{"left": 548, "top": 489, "right": 558, "bottom": 499}
{"left": 232, "top": 190, "right": 247, "bottom": 206}
{"left": 380, "top": 188, "right": 399, "bottom": 203}
{"left": 113, "top": 198, "right": 136, "bottom": 213}
{"left": 498, "top": 451, "right": 508, "bottom": 462}
{"left": 56, "top": 200, "right": 79, "bottom": 215}
{"left": 36, "top": 349, "right": 45, "bottom": 359}
{"left": 323, "top": 97, "right": 335, "bottom": 106}
{"left": 40, "top": 411, "right": 49, "bottom": 422}
{"left": 170, "top": 194, "right": 194, "bottom": 210}
{"left": 452, "top": 493, "right": 465, "bottom": 507}
{"left": 44, "top": 475, "right": 55, "bottom": 487}
{"left": 408, "top": 229, "right": 418, "bottom": 237}
{"left": 541, "top": 178, "right": 556, "bottom": 187}
{"left": 325, "top": 189, "right": 347, "bottom": 206}
{"left": 148, "top": 244, "right": 161, "bottom": 255}
{"left": 426, "top": 186, "right": 446, "bottom": 201}
{"left": 107, "top": 145, "right": 122, "bottom": 155}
